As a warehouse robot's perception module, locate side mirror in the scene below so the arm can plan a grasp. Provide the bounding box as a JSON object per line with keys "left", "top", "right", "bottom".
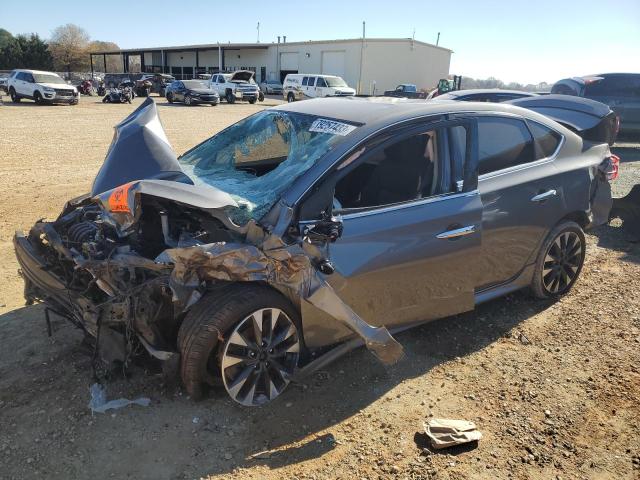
{"left": 301, "top": 214, "right": 343, "bottom": 243}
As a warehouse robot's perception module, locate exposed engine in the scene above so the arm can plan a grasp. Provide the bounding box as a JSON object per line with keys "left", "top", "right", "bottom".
{"left": 24, "top": 194, "right": 237, "bottom": 368}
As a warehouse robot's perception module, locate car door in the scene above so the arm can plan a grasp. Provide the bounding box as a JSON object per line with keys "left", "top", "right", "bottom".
{"left": 473, "top": 115, "right": 564, "bottom": 290}
{"left": 306, "top": 76, "right": 316, "bottom": 98}
{"left": 315, "top": 77, "right": 327, "bottom": 97}
{"left": 15, "top": 72, "right": 28, "bottom": 95}
{"left": 301, "top": 119, "right": 483, "bottom": 330}
{"left": 175, "top": 81, "right": 186, "bottom": 101}
{"left": 23, "top": 73, "right": 36, "bottom": 97}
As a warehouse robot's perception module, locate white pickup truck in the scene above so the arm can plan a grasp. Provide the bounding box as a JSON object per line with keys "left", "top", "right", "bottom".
{"left": 208, "top": 71, "right": 260, "bottom": 104}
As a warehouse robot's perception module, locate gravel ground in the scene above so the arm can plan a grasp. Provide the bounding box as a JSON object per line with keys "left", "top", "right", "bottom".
{"left": 0, "top": 95, "right": 639, "bottom": 480}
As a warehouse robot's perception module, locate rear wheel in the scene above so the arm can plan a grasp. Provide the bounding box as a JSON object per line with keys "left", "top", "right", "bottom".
{"left": 184, "top": 95, "right": 192, "bottom": 106}
{"left": 531, "top": 221, "right": 586, "bottom": 299}
{"left": 178, "top": 284, "right": 301, "bottom": 406}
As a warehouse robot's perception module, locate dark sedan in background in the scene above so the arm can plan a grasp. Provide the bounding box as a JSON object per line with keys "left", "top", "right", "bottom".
{"left": 435, "top": 88, "right": 538, "bottom": 103}
{"left": 551, "top": 73, "right": 640, "bottom": 135}
{"left": 165, "top": 80, "right": 220, "bottom": 106}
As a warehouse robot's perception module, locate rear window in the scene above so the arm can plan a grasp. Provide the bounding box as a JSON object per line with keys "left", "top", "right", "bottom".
{"left": 528, "top": 121, "right": 562, "bottom": 159}
{"left": 478, "top": 117, "right": 535, "bottom": 175}
{"left": 551, "top": 83, "right": 579, "bottom": 96}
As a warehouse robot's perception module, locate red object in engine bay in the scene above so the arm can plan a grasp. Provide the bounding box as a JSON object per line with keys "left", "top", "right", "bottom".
{"left": 107, "top": 182, "right": 133, "bottom": 213}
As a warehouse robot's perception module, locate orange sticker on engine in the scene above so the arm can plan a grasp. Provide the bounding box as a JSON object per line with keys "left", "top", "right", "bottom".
{"left": 108, "top": 183, "right": 132, "bottom": 213}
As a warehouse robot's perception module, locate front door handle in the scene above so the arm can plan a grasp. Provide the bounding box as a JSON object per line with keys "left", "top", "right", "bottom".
{"left": 436, "top": 225, "right": 476, "bottom": 240}
{"left": 531, "top": 189, "right": 557, "bottom": 203}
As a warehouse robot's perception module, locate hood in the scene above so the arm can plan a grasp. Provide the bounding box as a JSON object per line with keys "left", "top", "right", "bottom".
{"left": 40, "top": 83, "right": 75, "bottom": 90}
{"left": 189, "top": 88, "right": 219, "bottom": 95}
{"left": 230, "top": 70, "right": 255, "bottom": 83}
{"left": 91, "top": 97, "right": 193, "bottom": 196}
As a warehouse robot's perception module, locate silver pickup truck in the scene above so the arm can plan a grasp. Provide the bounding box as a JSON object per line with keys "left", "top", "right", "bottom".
{"left": 208, "top": 70, "right": 260, "bottom": 104}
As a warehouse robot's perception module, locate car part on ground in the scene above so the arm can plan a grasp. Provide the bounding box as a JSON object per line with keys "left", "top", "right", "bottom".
{"left": 611, "top": 184, "right": 640, "bottom": 241}
{"left": 14, "top": 96, "right": 615, "bottom": 406}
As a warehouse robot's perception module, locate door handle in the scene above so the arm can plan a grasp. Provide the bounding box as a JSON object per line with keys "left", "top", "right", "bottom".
{"left": 436, "top": 225, "right": 476, "bottom": 240}
{"left": 530, "top": 189, "right": 557, "bottom": 202}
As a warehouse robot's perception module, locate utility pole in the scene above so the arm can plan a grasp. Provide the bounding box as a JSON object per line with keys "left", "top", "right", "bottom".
{"left": 358, "top": 21, "right": 365, "bottom": 95}
{"left": 257, "top": 22, "right": 260, "bottom": 43}
{"left": 436, "top": 32, "right": 440, "bottom": 46}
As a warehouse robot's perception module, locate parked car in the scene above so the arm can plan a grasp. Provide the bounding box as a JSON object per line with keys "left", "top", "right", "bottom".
{"left": 208, "top": 71, "right": 260, "bottom": 104}
{"left": 165, "top": 80, "right": 220, "bottom": 106}
{"left": 435, "top": 89, "right": 538, "bottom": 103}
{"left": 551, "top": 73, "right": 640, "bottom": 134}
{"left": 260, "top": 79, "right": 283, "bottom": 95}
{"left": 384, "top": 84, "right": 427, "bottom": 99}
{"left": 7, "top": 69, "right": 79, "bottom": 105}
{"left": 0, "top": 75, "right": 9, "bottom": 93}
{"left": 14, "top": 96, "right": 617, "bottom": 407}
{"left": 283, "top": 74, "right": 356, "bottom": 102}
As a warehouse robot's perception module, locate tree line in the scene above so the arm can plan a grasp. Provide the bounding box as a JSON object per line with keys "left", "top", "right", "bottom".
{"left": 0, "top": 24, "right": 119, "bottom": 73}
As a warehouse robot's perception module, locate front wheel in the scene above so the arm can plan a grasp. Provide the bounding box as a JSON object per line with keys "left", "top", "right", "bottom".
{"left": 178, "top": 284, "right": 301, "bottom": 406}
{"left": 166, "top": 92, "right": 174, "bottom": 103}
{"left": 9, "top": 88, "right": 20, "bottom": 103}
{"left": 248, "top": 98, "right": 257, "bottom": 104}
{"left": 33, "top": 91, "right": 43, "bottom": 104}
{"left": 530, "top": 221, "right": 586, "bottom": 299}
{"left": 226, "top": 92, "right": 236, "bottom": 104}
{"left": 287, "top": 92, "right": 295, "bottom": 103}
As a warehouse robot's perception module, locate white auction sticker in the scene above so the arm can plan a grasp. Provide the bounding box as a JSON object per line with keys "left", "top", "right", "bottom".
{"left": 309, "top": 118, "right": 357, "bottom": 136}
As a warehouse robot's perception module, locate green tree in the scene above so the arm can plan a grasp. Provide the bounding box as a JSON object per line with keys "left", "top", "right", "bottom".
{"left": 18, "top": 34, "right": 54, "bottom": 70}
{"left": 0, "top": 37, "right": 23, "bottom": 69}
{"left": 0, "top": 28, "right": 13, "bottom": 50}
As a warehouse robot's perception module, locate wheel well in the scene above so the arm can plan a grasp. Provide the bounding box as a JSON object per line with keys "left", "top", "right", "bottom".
{"left": 559, "top": 211, "right": 590, "bottom": 229}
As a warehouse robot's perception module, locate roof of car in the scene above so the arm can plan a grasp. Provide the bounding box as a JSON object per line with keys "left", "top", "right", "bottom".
{"left": 273, "top": 96, "right": 550, "bottom": 129}
{"left": 442, "top": 89, "right": 538, "bottom": 97}
{"left": 12, "top": 69, "right": 60, "bottom": 75}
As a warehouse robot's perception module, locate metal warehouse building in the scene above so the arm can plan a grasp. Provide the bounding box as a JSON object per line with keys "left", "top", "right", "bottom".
{"left": 90, "top": 37, "right": 452, "bottom": 94}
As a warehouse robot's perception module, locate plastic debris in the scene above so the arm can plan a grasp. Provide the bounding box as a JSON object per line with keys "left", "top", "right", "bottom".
{"left": 88, "top": 383, "right": 151, "bottom": 414}
{"left": 424, "top": 418, "right": 482, "bottom": 450}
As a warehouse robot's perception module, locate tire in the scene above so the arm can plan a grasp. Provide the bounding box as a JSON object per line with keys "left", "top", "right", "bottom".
{"left": 178, "top": 284, "right": 301, "bottom": 405}
{"left": 184, "top": 95, "right": 192, "bottom": 106}
{"left": 166, "top": 92, "right": 174, "bottom": 103}
{"left": 33, "top": 91, "right": 43, "bottom": 105}
{"left": 249, "top": 98, "right": 257, "bottom": 104}
{"left": 530, "top": 220, "right": 586, "bottom": 299}
{"left": 226, "top": 91, "right": 235, "bottom": 104}
{"left": 9, "top": 88, "right": 20, "bottom": 103}
{"left": 287, "top": 92, "right": 295, "bottom": 103}
{"left": 102, "top": 96, "right": 110, "bottom": 103}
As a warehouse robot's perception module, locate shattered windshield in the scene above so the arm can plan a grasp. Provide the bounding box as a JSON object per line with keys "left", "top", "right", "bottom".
{"left": 179, "top": 110, "right": 359, "bottom": 224}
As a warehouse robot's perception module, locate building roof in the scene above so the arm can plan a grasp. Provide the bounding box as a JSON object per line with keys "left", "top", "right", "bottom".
{"left": 89, "top": 37, "right": 452, "bottom": 55}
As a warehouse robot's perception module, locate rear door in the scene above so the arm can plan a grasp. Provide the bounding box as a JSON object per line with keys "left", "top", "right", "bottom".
{"left": 474, "top": 115, "right": 564, "bottom": 290}
{"left": 301, "top": 119, "right": 483, "bottom": 328}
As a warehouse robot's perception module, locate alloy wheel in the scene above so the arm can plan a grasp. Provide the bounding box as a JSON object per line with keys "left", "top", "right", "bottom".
{"left": 542, "top": 231, "right": 583, "bottom": 294}
{"left": 221, "top": 308, "right": 300, "bottom": 406}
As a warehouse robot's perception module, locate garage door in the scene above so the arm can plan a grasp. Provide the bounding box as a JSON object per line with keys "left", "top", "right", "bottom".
{"left": 280, "top": 52, "right": 299, "bottom": 71}
{"left": 321, "top": 51, "right": 346, "bottom": 78}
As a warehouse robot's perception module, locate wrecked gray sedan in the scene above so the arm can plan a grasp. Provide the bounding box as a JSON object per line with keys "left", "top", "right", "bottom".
{"left": 14, "top": 96, "right": 618, "bottom": 406}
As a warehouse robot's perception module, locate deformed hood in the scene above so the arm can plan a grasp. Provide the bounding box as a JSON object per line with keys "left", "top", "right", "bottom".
{"left": 230, "top": 70, "right": 255, "bottom": 83}
{"left": 91, "top": 97, "right": 192, "bottom": 196}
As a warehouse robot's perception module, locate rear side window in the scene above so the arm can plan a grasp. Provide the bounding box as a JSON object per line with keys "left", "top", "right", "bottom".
{"left": 477, "top": 117, "right": 535, "bottom": 175}
{"left": 302, "top": 77, "right": 308, "bottom": 86}
{"left": 585, "top": 76, "right": 640, "bottom": 98}
{"left": 308, "top": 77, "right": 316, "bottom": 87}
{"left": 528, "top": 121, "right": 562, "bottom": 159}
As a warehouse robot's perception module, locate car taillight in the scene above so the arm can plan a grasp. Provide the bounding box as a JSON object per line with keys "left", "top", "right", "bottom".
{"left": 600, "top": 154, "right": 620, "bottom": 181}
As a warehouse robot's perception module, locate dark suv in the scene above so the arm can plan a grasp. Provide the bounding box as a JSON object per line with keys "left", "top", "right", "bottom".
{"left": 551, "top": 73, "right": 640, "bottom": 135}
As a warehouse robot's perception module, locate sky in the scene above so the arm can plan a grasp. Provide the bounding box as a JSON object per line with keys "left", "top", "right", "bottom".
{"left": 2, "top": 0, "right": 639, "bottom": 85}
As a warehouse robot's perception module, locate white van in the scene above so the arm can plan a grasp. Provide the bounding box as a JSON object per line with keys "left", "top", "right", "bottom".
{"left": 283, "top": 74, "right": 356, "bottom": 102}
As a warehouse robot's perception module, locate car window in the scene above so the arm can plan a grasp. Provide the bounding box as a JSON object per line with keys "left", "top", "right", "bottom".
{"left": 308, "top": 77, "right": 316, "bottom": 87}
{"left": 528, "top": 121, "right": 562, "bottom": 159}
{"left": 211, "top": 75, "right": 217, "bottom": 83}
{"left": 334, "top": 127, "right": 464, "bottom": 211}
{"left": 477, "top": 117, "right": 535, "bottom": 175}
{"left": 316, "top": 78, "right": 327, "bottom": 87}
{"left": 302, "top": 77, "right": 309, "bottom": 86}
{"left": 551, "top": 83, "right": 578, "bottom": 96}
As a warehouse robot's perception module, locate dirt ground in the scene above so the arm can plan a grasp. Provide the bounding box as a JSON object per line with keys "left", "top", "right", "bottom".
{"left": 0, "top": 94, "right": 639, "bottom": 480}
